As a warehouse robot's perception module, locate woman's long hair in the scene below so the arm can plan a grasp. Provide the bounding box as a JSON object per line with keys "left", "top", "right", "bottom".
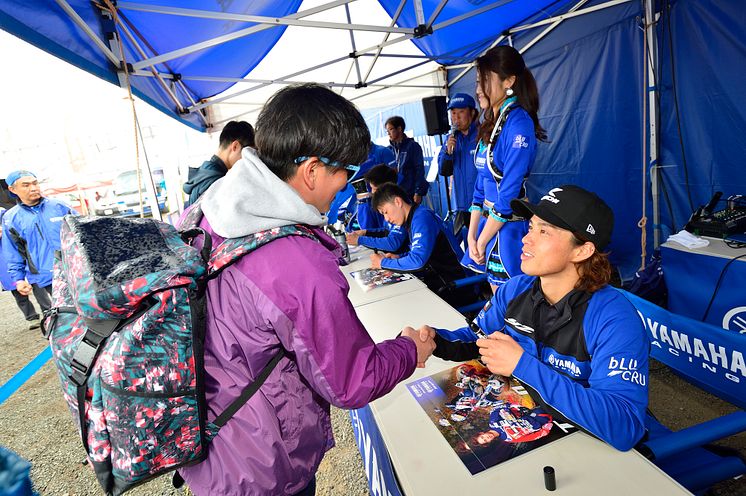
{"left": 476, "top": 45, "right": 547, "bottom": 144}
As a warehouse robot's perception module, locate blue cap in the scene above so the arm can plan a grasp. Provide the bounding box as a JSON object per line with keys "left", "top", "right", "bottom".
{"left": 4, "top": 170, "right": 36, "bottom": 198}
{"left": 5, "top": 170, "right": 36, "bottom": 187}
{"left": 447, "top": 93, "right": 476, "bottom": 110}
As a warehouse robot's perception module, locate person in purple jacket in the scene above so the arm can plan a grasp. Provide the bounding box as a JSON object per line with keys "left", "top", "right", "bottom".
{"left": 178, "top": 83, "right": 436, "bottom": 496}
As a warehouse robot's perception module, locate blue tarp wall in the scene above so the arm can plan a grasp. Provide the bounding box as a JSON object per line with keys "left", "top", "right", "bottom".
{"left": 448, "top": 0, "right": 746, "bottom": 279}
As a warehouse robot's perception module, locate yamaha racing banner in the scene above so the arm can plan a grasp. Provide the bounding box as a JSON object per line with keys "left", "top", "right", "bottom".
{"left": 623, "top": 290, "right": 746, "bottom": 409}
{"left": 349, "top": 406, "right": 403, "bottom": 496}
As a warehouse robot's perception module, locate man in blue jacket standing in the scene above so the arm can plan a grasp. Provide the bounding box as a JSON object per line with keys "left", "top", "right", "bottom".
{"left": 438, "top": 93, "right": 479, "bottom": 229}
{"left": 385, "top": 116, "right": 429, "bottom": 204}
{"left": 182, "top": 120, "right": 255, "bottom": 206}
{"left": 2, "top": 170, "right": 75, "bottom": 312}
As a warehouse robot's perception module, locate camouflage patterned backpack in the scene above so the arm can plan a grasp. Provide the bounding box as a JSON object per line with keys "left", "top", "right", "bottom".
{"left": 42, "top": 209, "right": 315, "bottom": 495}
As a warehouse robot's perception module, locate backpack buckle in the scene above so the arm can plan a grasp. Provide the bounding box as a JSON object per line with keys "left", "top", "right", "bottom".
{"left": 69, "top": 337, "right": 99, "bottom": 387}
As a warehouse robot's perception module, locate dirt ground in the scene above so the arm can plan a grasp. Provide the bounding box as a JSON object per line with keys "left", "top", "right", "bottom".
{"left": 0, "top": 289, "right": 743, "bottom": 495}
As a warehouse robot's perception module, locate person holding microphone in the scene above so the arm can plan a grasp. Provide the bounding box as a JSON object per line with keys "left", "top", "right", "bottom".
{"left": 461, "top": 45, "right": 547, "bottom": 292}
{"left": 437, "top": 93, "right": 480, "bottom": 232}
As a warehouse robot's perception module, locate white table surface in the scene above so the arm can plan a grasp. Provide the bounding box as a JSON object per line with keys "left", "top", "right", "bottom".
{"left": 355, "top": 288, "right": 692, "bottom": 495}
{"left": 662, "top": 236, "right": 746, "bottom": 260}
{"left": 343, "top": 246, "right": 426, "bottom": 308}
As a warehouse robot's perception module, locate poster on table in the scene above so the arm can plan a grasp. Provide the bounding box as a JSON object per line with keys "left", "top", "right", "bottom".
{"left": 407, "top": 360, "right": 575, "bottom": 474}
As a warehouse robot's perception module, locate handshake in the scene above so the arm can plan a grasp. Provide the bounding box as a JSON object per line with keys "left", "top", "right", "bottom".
{"left": 401, "top": 325, "right": 437, "bottom": 368}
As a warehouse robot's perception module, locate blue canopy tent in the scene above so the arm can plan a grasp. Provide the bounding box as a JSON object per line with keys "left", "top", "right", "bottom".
{"left": 2, "top": 0, "right": 746, "bottom": 492}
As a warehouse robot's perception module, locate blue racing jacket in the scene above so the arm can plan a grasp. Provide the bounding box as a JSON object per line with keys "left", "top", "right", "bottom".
{"left": 357, "top": 219, "right": 407, "bottom": 253}
{"left": 472, "top": 103, "right": 536, "bottom": 219}
{"left": 1, "top": 198, "right": 75, "bottom": 287}
{"left": 437, "top": 122, "right": 479, "bottom": 212}
{"left": 381, "top": 205, "right": 464, "bottom": 291}
{"left": 434, "top": 275, "right": 649, "bottom": 451}
{"left": 390, "top": 136, "right": 429, "bottom": 198}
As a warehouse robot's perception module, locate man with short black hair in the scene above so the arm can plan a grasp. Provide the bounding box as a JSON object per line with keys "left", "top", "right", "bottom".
{"left": 1, "top": 170, "right": 75, "bottom": 313}
{"left": 368, "top": 182, "right": 470, "bottom": 306}
{"left": 183, "top": 120, "right": 255, "bottom": 206}
{"left": 417, "top": 185, "right": 649, "bottom": 451}
{"left": 346, "top": 164, "right": 406, "bottom": 253}
{"left": 385, "top": 116, "right": 429, "bottom": 204}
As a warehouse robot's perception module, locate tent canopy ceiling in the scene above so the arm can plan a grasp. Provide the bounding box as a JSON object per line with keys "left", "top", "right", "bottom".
{"left": 1, "top": 0, "right": 583, "bottom": 131}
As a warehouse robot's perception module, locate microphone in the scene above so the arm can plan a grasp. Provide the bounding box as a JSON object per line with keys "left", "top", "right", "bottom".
{"left": 447, "top": 124, "right": 458, "bottom": 155}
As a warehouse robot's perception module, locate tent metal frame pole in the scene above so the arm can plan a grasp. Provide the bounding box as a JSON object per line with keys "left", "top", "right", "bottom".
{"left": 133, "top": 71, "right": 442, "bottom": 89}
{"left": 413, "top": 0, "right": 425, "bottom": 25}
{"left": 447, "top": 0, "right": 625, "bottom": 88}
{"left": 350, "top": 69, "right": 440, "bottom": 103}
{"left": 187, "top": 54, "right": 353, "bottom": 112}
{"left": 367, "top": 59, "right": 432, "bottom": 85}
{"left": 117, "top": 2, "right": 412, "bottom": 35}
{"left": 426, "top": 0, "right": 451, "bottom": 30}
{"left": 362, "top": 0, "right": 408, "bottom": 85}
{"left": 130, "top": 0, "right": 357, "bottom": 71}
{"left": 54, "top": 0, "right": 120, "bottom": 66}
{"left": 509, "top": 0, "right": 632, "bottom": 33}
{"left": 114, "top": 12, "right": 189, "bottom": 115}
{"left": 645, "top": 0, "right": 661, "bottom": 248}
{"left": 517, "top": 0, "right": 590, "bottom": 54}
{"left": 432, "top": 0, "right": 514, "bottom": 31}
{"left": 344, "top": 4, "right": 364, "bottom": 87}
{"left": 447, "top": 35, "right": 504, "bottom": 88}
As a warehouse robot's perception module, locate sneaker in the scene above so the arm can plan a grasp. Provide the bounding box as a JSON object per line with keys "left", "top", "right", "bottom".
{"left": 28, "top": 319, "right": 41, "bottom": 331}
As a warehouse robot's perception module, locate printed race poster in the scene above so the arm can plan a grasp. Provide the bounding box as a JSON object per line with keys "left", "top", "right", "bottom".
{"left": 350, "top": 268, "right": 414, "bottom": 292}
{"left": 406, "top": 360, "right": 575, "bottom": 475}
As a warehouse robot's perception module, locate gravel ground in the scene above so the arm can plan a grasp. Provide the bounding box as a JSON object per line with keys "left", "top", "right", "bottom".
{"left": 0, "top": 289, "right": 743, "bottom": 495}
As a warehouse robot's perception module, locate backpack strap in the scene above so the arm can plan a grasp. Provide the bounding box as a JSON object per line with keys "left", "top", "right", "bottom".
{"left": 207, "top": 224, "right": 318, "bottom": 278}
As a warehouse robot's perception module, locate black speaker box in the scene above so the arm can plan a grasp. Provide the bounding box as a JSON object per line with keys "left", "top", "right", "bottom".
{"left": 422, "top": 96, "right": 449, "bottom": 136}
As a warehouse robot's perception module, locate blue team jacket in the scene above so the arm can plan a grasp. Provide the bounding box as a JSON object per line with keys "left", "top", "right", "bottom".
{"left": 472, "top": 105, "right": 536, "bottom": 218}
{"left": 437, "top": 122, "right": 479, "bottom": 212}
{"left": 435, "top": 275, "right": 649, "bottom": 451}
{"left": 390, "top": 137, "right": 429, "bottom": 198}
{"left": 381, "top": 205, "right": 464, "bottom": 286}
{"left": 1, "top": 198, "right": 74, "bottom": 287}
{"left": 357, "top": 218, "right": 407, "bottom": 252}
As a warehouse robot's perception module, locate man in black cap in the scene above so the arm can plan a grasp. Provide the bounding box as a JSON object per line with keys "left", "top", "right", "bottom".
{"left": 411, "top": 185, "right": 650, "bottom": 451}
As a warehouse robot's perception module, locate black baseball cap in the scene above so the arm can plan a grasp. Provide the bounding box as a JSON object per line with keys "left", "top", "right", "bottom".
{"left": 510, "top": 185, "right": 614, "bottom": 250}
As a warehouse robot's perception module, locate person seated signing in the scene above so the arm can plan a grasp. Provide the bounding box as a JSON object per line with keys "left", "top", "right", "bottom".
{"left": 367, "top": 182, "right": 472, "bottom": 306}
{"left": 416, "top": 185, "right": 648, "bottom": 451}
{"left": 346, "top": 164, "right": 406, "bottom": 253}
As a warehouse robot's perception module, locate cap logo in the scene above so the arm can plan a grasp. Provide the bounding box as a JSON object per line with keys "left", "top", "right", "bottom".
{"left": 586, "top": 224, "right": 596, "bottom": 235}
{"left": 541, "top": 188, "right": 563, "bottom": 204}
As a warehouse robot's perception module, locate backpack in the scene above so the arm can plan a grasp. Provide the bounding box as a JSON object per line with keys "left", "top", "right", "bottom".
{"left": 42, "top": 208, "right": 315, "bottom": 495}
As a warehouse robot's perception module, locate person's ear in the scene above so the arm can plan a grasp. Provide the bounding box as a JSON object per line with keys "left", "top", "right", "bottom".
{"left": 297, "top": 157, "right": 320, "bottom": 190}
{"left": 504, "top": 75, "right": 516, "bottom": 91}
{"left": 394, "top": 197, "right": 403, "bottom": 209}
{"left": 572, "top": 241, "right": 596, "bottom": 263}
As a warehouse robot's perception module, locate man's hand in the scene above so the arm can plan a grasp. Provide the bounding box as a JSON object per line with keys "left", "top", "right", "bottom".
{"left": 418, "top": 325, "right": 436, "bottom": 343}
{"left": 383, "top": 253, "right": 399, "bottom": 259}
{"left": 476, "top": 332, "right": 524, "bottom": 376}
{"left": 346, "top": 230, "right": 365, "bottom": 246}
{"left": 15, "top": 280, "right": 32, "bottom": 296}
{"left": 370, "top": 252, "right": 384, "bottom": 269}
{"left": 446, "top": 134, "right": 457, "bottom": 155}
{"left": 413, "top": 194, "right": 422, "bottom": 205}
{"left": 401, "top": 326, "right": 436, "bottom": 368}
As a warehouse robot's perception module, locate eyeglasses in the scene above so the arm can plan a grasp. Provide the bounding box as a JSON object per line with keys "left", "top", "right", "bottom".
{"left": 294, "top": 156, "right": 360, "bottom": 183}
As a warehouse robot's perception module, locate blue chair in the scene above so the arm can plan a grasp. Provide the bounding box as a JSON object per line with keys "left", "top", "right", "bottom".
{"left": 623, "top": 290, "right": 746, "bottom": 494}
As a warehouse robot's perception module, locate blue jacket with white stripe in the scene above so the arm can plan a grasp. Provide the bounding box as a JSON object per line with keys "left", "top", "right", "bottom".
{"left": 434, "top": 275, "right": 649, "bottom": 451}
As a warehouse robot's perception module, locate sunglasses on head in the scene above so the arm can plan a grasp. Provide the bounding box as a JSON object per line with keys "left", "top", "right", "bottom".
{"left": 294, "top": 156, "right": 360, "bottom": 183}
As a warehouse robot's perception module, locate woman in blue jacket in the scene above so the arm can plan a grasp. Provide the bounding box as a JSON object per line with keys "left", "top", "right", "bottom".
{"left": 462, "top": 45, "right": 547, "bottom": 292}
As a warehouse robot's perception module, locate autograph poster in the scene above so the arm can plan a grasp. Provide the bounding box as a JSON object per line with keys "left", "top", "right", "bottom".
{"left": 407, "top": 360, "right": 575, "bottom": 474}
